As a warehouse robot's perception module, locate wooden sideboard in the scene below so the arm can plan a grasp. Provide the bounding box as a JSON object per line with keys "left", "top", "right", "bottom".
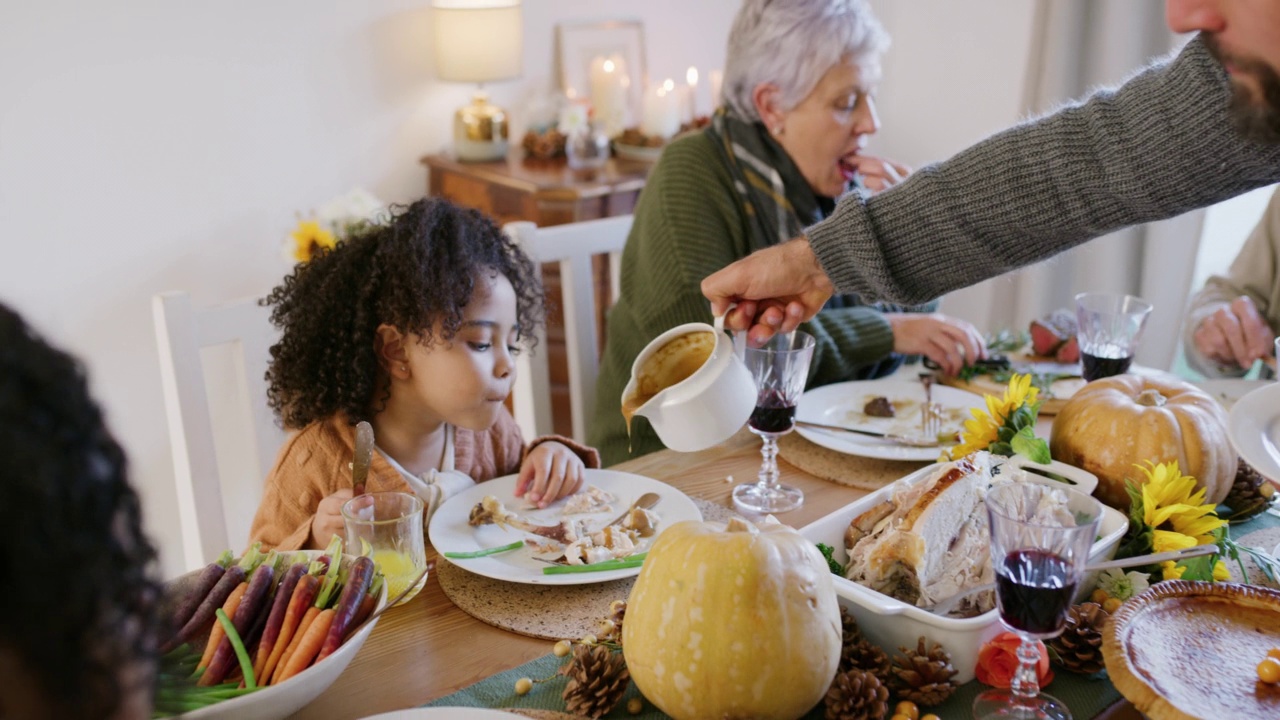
{"left": 421, "top": 153, "right": 653, "bottom": 438}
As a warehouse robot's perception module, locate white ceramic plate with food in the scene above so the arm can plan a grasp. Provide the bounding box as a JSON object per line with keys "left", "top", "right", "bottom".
{"left": 358, "top": 709, "right": 525, "bottom": 719}
{"left": 1193, "top": 377, "right": 1271, "bottom": 412}
{"left": 1228, "top": 382, "right": 1280, "bottom": 484}
{"left": 429, "top": 469, "right": 701, "bottom": 585}
{"left": 795, "top": 378, "right": 986, "bottom": 461}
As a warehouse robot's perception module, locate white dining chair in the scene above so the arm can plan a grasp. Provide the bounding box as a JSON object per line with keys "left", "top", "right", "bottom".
{"left": 153, "top": 290, "right": 286, "bottom": 569}
{"left": 505, "top": 215, "right": 633, "bottom": 443}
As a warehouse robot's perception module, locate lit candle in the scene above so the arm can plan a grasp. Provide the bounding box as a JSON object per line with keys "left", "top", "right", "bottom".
{"left": 589, "top": 54, "right": 630, "bottom": 138}
{"left": 641, "top": 79, "right": 682, "bottom": 139}
{"left": 685, "top": 66, "right": 699, "bottom": 122}
{"left": 709, "top": 69, "right": 724, "bottom": 111}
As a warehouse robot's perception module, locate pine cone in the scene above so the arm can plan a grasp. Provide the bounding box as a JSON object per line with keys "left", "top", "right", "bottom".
{"left": 889, "top": 637, "right": 959, "bottom": 707}
{"left": 598, "top": 599, "right": 626, "bottom": 643}
{"left": 841, "top": 638, "right": 891, "bottom": 684}
{"left": 1049, "top": 602, "right": 1110, "bottom": 674}
{"left": 839, "top": 605, "right": 861, "bottom": 647}
{"left": 560, "top": 644, "right": 629, "bottom": 719}
{"left": 1224, "top": 458, "right": 1276, "bottom": 521}
{"left": 824, "top": 668, "right": 890, "bottom": 720}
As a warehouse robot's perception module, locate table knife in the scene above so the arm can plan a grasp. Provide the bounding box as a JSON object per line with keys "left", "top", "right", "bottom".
{"left": 352, "top": 420, "right": 375, "bottom": 496}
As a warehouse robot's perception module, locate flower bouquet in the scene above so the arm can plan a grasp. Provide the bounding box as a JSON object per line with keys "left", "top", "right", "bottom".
{"left": 282, "top": 189, "right": 384, "bottom": 264}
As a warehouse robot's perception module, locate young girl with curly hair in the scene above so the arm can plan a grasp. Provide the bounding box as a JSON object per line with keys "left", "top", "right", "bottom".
{"left": 249, "top": 197, "right": 598, "bottom": 551}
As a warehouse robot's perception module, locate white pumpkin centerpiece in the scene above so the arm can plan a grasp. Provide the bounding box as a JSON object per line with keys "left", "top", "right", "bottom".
{"left": 622, "top": 516, "right": 841, "bottom": 720}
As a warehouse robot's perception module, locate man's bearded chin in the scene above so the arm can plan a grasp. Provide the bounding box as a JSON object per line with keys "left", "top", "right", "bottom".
{"left": 1204, "top": 34, "right": 1280, "bottom": 144}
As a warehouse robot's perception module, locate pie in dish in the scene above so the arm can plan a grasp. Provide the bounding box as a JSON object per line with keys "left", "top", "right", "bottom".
{"left": 1103, "top": 580, "right": 1280, "bottom": 720}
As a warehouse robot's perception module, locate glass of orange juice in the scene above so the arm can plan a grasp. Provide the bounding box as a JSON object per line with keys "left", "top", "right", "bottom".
{"left": 342, "top": 491, "right": 428, "bottom": 606}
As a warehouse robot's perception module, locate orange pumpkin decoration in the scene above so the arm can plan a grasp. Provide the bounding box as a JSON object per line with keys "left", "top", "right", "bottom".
{"left": 1049, "top": 374, "right": 1235, "bottom": 510}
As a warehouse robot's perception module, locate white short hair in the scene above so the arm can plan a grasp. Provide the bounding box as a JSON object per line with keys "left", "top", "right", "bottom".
{"left": 723, "top": 0, "right": 889, "bottom": 121}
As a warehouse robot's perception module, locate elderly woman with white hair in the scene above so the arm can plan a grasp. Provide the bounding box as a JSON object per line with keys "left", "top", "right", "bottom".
{"left": 589, "top": 0, "right": 985, "bottom": 465}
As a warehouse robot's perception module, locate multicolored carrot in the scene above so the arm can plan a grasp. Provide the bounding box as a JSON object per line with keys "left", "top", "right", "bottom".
{"left": 197, "top": 582, "right": 246, "bottom": 672}
{"left": 276, "top": 608, "right": 335, "bottom": 683}
{"left": 344, "top": 576, "right": 382, "bottom": 642}
{"left": 162, "top": 550, "right": 234, "bottom": 651}
{"left": 270, "top": 606, "right": 320, "bottom": 685}
{"left": 251, "top": 560, "right": 307, "bottom": 681}
{"left": 164, "top": 563, "right": 245, "bottom": 654}
{"left": 198, "top": 552, "right": 281, "bottom": 686}
{"left": 259, "top": 570, "right": 320, "bottom": 684}
{"left": 315, "top": 556, "right": 374, "bottom": 663}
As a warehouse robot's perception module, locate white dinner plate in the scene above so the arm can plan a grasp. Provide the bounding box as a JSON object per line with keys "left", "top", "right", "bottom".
{"left": 359, "top": 709, "right": 524, "bottom": 719}
{"left": 1228, "top": 382, "right": 1280, "bottom": 484}
{"left": 428, "top": 468, "right": 701, "bottom": 585}
{"left": 1193, "top": 378, "right": 1271, "bottom": 412}
{"left": 795, "top": 378, "right": 986, "bottom": 461}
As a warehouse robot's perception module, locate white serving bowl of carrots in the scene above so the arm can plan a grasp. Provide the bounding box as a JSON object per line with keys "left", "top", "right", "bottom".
{"left": 158, "top": 545, "right": 389, "bottom": 720}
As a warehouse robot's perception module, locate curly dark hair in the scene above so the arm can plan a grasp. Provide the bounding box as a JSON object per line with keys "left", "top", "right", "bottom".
{"left": 0, "top": 303, "right": 161, "bottom": 717}
{"left": 263, "top": 196, "right": 545, "bottom": 429}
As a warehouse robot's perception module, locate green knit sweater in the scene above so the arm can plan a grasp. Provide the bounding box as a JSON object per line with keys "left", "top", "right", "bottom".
{"left": 589, "top": 132, "right": 927, "bottom": 466}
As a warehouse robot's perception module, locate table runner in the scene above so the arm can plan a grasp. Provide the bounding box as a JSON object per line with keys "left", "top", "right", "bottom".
{"left": 427, "top": 509, "right": 1279, "bottom": 719}
{"left": 425, "top": 650, "right": 1121, "bottom": 718}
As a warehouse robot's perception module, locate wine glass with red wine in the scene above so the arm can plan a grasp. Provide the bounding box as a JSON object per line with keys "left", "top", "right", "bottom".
{"left": 977, "top": 476, "right": 1100, "bottom": 717}
{"left": 973, "top": 482, "right": 1102, "bottom": 720}
{"left": 732, "top": 330, "right": 815, "bottom": 514}
{"left": 1074, "top": 292, "right": 1152, "bottom": 382}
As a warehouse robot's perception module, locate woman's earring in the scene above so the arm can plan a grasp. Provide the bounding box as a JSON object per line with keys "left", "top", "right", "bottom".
{"left": 772, "top": 124, "right": 784, "bottom": 137}
{"left": 401, "top": 365, "right": 408, "bottom": 373}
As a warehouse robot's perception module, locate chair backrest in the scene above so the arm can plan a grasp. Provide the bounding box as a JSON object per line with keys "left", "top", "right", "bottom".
{"left": 153, "top": 291, "right": 286, "bottom": 569}
{"left": 505, "top": 215, "right": 633, "bottom": 443}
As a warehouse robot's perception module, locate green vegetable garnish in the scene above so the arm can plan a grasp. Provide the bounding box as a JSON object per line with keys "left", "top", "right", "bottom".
{"left": 444, "top": 540, "right": 525, "bottom": 559}
{"left": 541, "top": 553, "right": 647, "bottom": 575}
{"left": 816, "top": 543, "right": 843, "bottom": 575}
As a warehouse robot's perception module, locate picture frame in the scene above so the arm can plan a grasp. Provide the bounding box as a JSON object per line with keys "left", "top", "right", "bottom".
{"left": 556, "top": 20, "right": 647, "bottom": 135}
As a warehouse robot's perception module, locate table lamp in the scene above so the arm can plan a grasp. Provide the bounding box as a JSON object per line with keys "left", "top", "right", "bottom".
{"left": 433, "top": 0, "right": 523, "bottom": 162}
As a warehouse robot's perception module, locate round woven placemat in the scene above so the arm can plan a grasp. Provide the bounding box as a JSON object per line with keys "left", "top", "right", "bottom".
{"left": 777, "top": 431, "right": 930, "bottom": 490}
{"left": 437, "top": 498, "right": 742, "bottom": 640}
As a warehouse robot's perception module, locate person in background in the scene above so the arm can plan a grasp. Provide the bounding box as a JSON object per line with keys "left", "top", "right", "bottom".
{"left": 1185, "top": 186, "right": 1280, "bottom": 379}
{"left": 0, "top": 303, "right": 159, "bottom": 719}
{"left": 590, "top": 0, "right": 985, "bottom": 465}
{"left": 701, "top": 0, "right": 1280, "bottom": 346}
{"left": 248, "top": 198, "right": 599, "bottom": 552}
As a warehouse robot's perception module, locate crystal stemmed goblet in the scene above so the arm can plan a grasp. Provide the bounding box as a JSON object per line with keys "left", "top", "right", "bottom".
{"left": 732, "top": 330, "right": 815, "bottom": 514}
{"left": 972, "top": 481, "right": 1103, "bottom": 720}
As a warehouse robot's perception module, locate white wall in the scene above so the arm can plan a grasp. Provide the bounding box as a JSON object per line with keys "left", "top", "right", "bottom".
{"left": 0, "top": 0, "right": 735, "bottom": 576}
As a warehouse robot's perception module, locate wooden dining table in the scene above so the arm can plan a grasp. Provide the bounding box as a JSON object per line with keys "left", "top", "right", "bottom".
{"left": 292, "top": 427, "right": 1141, "bottom": 719}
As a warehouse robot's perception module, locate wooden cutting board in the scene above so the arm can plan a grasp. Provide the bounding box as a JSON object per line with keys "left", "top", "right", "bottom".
{"left": 937, "top": 352, "right": 1086, "bottom": 415}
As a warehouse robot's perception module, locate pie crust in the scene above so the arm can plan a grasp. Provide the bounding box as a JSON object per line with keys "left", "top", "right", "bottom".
{"left": 1102, "top": 580, "right": 1280, "bottom": 720}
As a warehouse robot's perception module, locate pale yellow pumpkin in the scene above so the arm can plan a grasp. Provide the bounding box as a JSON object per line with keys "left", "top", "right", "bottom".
{"left": 622, "top": 517, "right": 840, "bottom": 720}
{"left": 1049, "top": 374, "right": 1235, "bottom": 509}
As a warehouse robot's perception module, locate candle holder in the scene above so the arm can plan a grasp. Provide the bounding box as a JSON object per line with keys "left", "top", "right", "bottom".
{"left": 565, "top": 123, "right": 611, "bottom": 170}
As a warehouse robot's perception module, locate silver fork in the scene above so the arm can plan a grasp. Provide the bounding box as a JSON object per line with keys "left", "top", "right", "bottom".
{"left": 921, "top": 401, "right": 943, "bottom": 442}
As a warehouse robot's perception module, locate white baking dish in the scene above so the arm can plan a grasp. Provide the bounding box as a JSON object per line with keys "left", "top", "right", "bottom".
{"left": 799, "top": 458, "right": 1128, "bottom": 683}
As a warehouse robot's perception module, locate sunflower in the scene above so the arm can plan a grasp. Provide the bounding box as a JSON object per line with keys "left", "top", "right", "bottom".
{"left": 1134, "top": 461, "right": 1230, "bottom": 580}
{"left": 988, "top": 372, "right": 1039, "bottom": 424}
{"left": 288, "top": 219, "right": 337, "bottom": 263}
{"left": 1136, "top": 461, "right": 1225, "bottom": 542}
{"left": 947, "top": 373, "right": 1042, "bottom": 460}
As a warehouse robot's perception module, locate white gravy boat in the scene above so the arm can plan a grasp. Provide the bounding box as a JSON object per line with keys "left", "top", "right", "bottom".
{"left": 622, "top": 315, "right": 756, "bottom": 452}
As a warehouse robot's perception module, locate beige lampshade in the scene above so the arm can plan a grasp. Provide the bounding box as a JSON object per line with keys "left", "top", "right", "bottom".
{"left": 432, "top": 0, "right": 523, "bottom": 83}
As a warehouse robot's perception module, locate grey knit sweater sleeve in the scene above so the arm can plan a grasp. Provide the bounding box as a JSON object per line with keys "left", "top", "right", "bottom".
{"left": 807, "top": 35, "right": 1280, "bottom": 305}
